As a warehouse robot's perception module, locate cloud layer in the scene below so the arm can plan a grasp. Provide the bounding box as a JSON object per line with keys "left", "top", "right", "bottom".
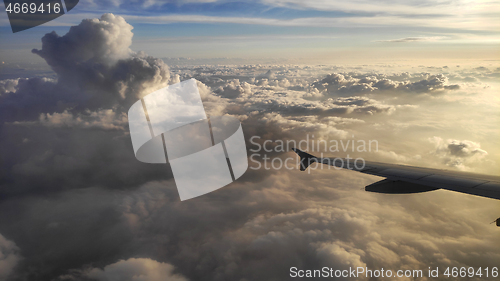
{"left": 0, "top": 14, "right": 499, "bottom": 281}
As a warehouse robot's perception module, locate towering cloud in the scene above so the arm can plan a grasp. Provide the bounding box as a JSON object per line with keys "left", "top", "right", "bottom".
{"left": 1, "top": 14, "right": 171, "bottom": 123}
{"left": 0, "top": 14, "right": 174, "bottom": 197}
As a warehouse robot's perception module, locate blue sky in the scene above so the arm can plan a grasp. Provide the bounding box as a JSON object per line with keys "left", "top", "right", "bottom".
{"left": 0, "top": 0, "right": 499, "bottom": 64}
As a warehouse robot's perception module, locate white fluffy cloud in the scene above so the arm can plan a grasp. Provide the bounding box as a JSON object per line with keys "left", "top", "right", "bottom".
{"left": 32, "top": 14, "right": 133, "bottom": 67}
{"left": 430, "top": 137, "right": 488, "bottom": 170}
{"left": 0, "top": 79, "right": 18, "bottom": 96}
{"left": 1, "top": 14, "right": 172, "bottom": 123}
{"left": 312, "top": 73, "right": 460, "bottom": 95}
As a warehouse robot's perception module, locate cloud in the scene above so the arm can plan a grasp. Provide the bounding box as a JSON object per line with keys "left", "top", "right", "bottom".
{"left": 0, "top": 24, "right": 490, "bottom": 202}
{"left": 32, "top": 14, "right": 133, "bottom": 67}
{"left": 242, "top": 92, "right": 396, "bottom": 116}
{"left": 2, "top": 168, "right": 499, "bottom": 280}
{"left": 0, "top": 14, "right": 175, "bottom": 197}
{"left": 81, "top": 258, "right": 187, "bottom": 281}
{"left": 0, "top": 13, "right": 171, "bottom": 123}
{"left": 430, "top": 137, "right": 488, "bottom": 158}
{"left": 88, "top": 0, "right": 219, "bottom": 8}
{"left": 256, "top": 113, "right": 349, "bottom": 139}
{"left": 0, "top": 79, "right": 18, "bottom": 96}
{"left": 1, "top": 14, "right": 499, "bottom": 281}
{"left": 37, "top": 109, "right": 128, "bottom": 130}
{"left": 260, "top": 0, "right": 500, "bottom": 23}
{"left": 202, "top": 75, "right": 400, "bottom": 118}
{"left": 0, "top": 121, "right": 175, "bottom": 197}
{"left": 312, "top": 73, "right": 460, "bottom": 95}
{"left": 113, "top": 13, "right": 498, "bottom": 31}
{"left": 4, "top": 0, "right": 499, "bottom": 34}
{"left": 429, "top": 137, "right": 488, "bottom": 170}
{"left": 214, "top": 79, "right": 252, "bottom": 99}
{"left": 0, "top": 234, "right": 22, "bottom": 281}
{"left": 446, "top": 140, "right": 488, "bottom": 158}
{"left": 42, "top": 170, "right": 497, "bottom": 280}
{"left": 376, "top": 36, "right": 449, "bottom": 43}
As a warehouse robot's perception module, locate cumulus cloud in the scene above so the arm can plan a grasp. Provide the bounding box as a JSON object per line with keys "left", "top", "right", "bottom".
{"left": 429, "top": 137, "right": 488, "bottom": 170}
{"left": 200, "top": 76, "right": 400, "bottom": 119}
{"left": 32, "top": 14, "right": 133, "bottom": 67}
{"left": 0, "top": 79, "right": 18, "bottom": 96}
{"left": 312, "top": 73, "right": 460, "bottom": 95}
{"left": 0, "top": 14, "right": 176, "bottom": 197}
{"left": 242, "top": 92, "right": 396, "bottom": 116}
{"left": 0, "top": 13, "right": 171, "bottom": 123}
{"left": 214, "top": 79, "right": 252, "bottom": 99}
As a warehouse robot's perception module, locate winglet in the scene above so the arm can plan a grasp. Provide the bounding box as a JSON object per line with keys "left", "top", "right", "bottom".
{"left": 291, "top": 148, "right": 317, "bottom": 171}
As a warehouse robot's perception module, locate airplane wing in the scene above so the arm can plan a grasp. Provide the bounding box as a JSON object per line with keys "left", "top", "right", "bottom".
{"left": 291, "top": 148, "right": 500, "bottom": 201}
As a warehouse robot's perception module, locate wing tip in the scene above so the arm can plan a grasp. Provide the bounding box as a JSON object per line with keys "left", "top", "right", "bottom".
{"left": 291, "top": 147, "right": 316, "bottom": 171}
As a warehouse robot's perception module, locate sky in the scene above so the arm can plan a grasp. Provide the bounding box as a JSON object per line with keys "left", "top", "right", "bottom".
{"left": 0, "top": 1, "right": 500, "bottom": 281}
{"left": 1, "top": 0, "right": 500, "bottom": 64}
